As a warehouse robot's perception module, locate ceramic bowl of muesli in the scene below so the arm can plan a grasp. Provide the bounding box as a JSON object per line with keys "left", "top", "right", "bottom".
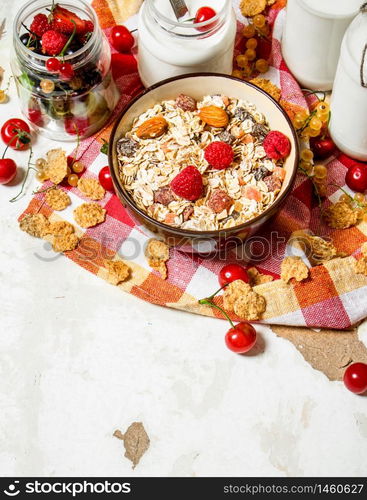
{"left": 109, "top": 74, "right": 299, "bottom": 253}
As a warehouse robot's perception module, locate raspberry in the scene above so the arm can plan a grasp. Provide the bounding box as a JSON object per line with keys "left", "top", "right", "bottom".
{"left": 263, "top": 131, "right": 291, "bottom": 160}
{"left": 30, "top": 14, "right": 50, "bottom": 38}
{"left": 204, "top": 141, "right": 234, "bottom": 170}
{"left": 170, "top": 166, "right": 203, "bottom": 201}
{"left": 41, "top": 30, "right": 68, "bottom": 56}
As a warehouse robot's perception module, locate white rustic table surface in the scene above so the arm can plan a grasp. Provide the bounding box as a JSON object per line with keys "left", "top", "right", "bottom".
{"left": 0, "top": 0, "right": 366, "bottom": 478}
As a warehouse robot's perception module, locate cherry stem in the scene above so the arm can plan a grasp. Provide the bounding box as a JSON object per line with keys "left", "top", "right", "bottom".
{"left": 59, "top": 21, "right": 76, "bottom": 58}
{"left": 206, "top": 283, "right": 228, "bottom": 301}
{"left": 198, "top": 298, "right": 235, "bottom": 328}
{"left": 9, "top": 149, "right": 33, "bottom": 203}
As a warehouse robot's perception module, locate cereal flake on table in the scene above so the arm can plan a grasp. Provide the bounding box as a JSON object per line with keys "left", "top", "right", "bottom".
{"left": 281, "top": 256, "right": 309, "bottom": 283}
{"left": 77, "top": 177, "right": 106, "bottom": 201}
{"left": 43, "top": 220, "right": 79, "bottom": 252}
{"left": 223, "top": 279, "right": 266, "bottom": 321}
{"left": 116, "top": 93, "right": 290, "bottom": 231}
{"left": 247, "top": 266, "right": 274, "bottom": 286}
{"left": 240, "top": 0, "right": 266, "bottom": 17}
{"left": 104, "top": 260, "right": 130, "bottom": 285}
{"left": 45, "top": 188, "right": 71, "bottom": 211}
{"left": 145, "top": 239, "right": 170, "bottom": 279}
{"left": 74, "top": 203, "right": 106, "bottom": 228}
{"left": 324, "top": 201, "right": 360, "bottom": 229}
{"left": 43, "top": 148, "right": 68, "bottom": 184}
{"left": 19, "top": 213, "right": 49, "bottom": 238}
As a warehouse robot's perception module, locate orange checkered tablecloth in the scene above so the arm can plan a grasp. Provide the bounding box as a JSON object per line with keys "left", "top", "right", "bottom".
{"left": 20, "top": 0, "right": 367, "bottom": 329}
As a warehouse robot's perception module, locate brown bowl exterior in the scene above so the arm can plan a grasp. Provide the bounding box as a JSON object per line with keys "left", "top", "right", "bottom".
{"left": 109, "top": 74, "right": 299, "bottom": 253}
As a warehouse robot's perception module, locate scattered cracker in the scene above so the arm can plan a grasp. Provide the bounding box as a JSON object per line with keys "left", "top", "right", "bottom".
{"left": 281, "top": 256, "right": 309, "bottom": 283}
{"left": 248, "top": 267, "right": 274, "bottom": 286}
{"left": 74, "top": 203, "right": 106, "bottom": 228}
{"left": 324, "top": 202, "right": 360, "bottom": 229}
{"left": 105, "top": 260, "right": 130, "bottom": 285}
{"left": 361, "top": 242, "right": 367, "bottom": 257}
{"left": 45, "top": 188, "right": 71, "bottom": 211}
{"left": 19, "top": 213, "right": 49, "bottom": 238}
{"left": 233, "top": 290, "right": 267, "bottom": 321}
{"left": 46, "top": 220, "right": 75, "bottom": 236}
{"left": 293, "top": 231, "right": 344, "bottom": 265}
{"left": 145, "top": 239, "right": 170, "bottom": 279}
{"left": 44, "top": 149, "right": 68, "bottom": 184}
{"left": 250, "top": 78, "right": 281, "bottom": 102}
{"left": 354, "top": 257, "right": 367, "bottom": 276}
{"left": 77, "top": 177, "right": 106, "bottom": 201}
{"left": 240, "top": 0, "right": 266, "bottom": 17}
{"left": 223, "top": 280, "right": 252, "bottom": 312}
{"left": 43, "top": 220, "right": 79, "bottom": 252}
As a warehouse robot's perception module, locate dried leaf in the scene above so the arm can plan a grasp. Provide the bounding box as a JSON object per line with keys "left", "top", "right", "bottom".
{"left": 272, "top": 326, "right": 367, "bottom": 381}
{"left": 113, "top": 422, "right": 150, "bottom": 469}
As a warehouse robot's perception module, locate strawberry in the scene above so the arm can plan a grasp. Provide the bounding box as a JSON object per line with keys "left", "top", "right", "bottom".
{"left": 41, "top": 30, "right": 68, "bottom": 56}
{"left": 30, "top": 13, "right": 50, "bottom": 38}
{"left": 170, "top": 166, "right": 203, "bottom": 201}
{"left": 50, "top": 4, "right": 86, "bottom": 35}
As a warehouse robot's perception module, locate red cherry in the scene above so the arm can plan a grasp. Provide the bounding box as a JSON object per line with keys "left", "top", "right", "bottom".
{"left": 310, "top": 136, "right": 336, "bottom": 160}
{"left": 194, "top": 6, "right": 217, "bottom": 32}
{"left": 219, "top": 263, "right": 249, "bottom": 287}
{"left": 225, "top": 322, "right": 257, "bottom": 354}
{"left": 345, "top": 163, "right": 367, "bottom": 193}
{"left": 1, "top": 118, "right": 31, "bottom": 151}
{"left": 46, "top": 57, "right": 61, "bottom": 73}
{"left": 98, "top": 166, "right": 114, "bottom": 192}
{"left": 111, "top": 25, "right": 134, "bottom": 53}
{"left": 0, "top": 158, "right": 17, "bottom": 184}
{"left": 111, "top": 53, "right": 138, "bottom": 78}
{"left": 59, "top": 62, "right": 74, "bottom": 81}
{"left": 343, "top": 363, "right": 367, "bottom": 394}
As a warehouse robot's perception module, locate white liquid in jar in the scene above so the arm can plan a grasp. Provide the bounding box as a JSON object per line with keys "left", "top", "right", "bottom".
{"left": 138, "top": 0, "right": 236, "bottom": 87}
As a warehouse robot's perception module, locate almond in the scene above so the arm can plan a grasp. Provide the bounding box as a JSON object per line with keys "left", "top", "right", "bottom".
{"left": 199, "top": 106, "right": 229, "bottom": 128}
{"left": 136, "top": 116, "right": 168, "bottom": 139}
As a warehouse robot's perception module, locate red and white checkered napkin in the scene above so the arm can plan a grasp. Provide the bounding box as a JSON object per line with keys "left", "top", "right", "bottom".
{"left": 21, "top": 0, "right": 367, "bottom": 329}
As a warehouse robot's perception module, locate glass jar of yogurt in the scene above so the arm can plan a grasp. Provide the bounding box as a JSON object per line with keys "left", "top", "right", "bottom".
{"left": 137, "top": 0, "right": 236, "bottom": 87}
{"left": 12, "top": 0, "right": 120, "bottom": 141}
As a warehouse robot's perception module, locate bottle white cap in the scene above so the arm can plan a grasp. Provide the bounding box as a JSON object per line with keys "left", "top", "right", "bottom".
{"left": 300, "top": 0, "right": 362, "bottom": 19}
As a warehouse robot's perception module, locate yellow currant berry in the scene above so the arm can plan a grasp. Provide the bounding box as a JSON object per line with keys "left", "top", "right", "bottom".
{"left": 253, "top": 14, "right": 266, "bottom": 28}
{"left": 232, "top": 69, "right": 243, "bottom": 79}
{"left": 246, "top": 38, "right": 258, "bottom": 50}
{"left": 67, "top": 174, "right": 79, "bottom": 187}
{"left": 40, "top": 79, "right": 55, "bottom": 94}
{"left": 316, "top": 101, "right": 330, "bottom": 114}
{"left": 314, "top": 164, "right": 327, "bottom": 179}
{"left": 36, "top": 171, "right": 48, "bottom": 182}
{"left": 300, "top": 149, "right": 314, "bottom": 162}
{"left": 309, "top": 116, "right": 323, "bottom": 131}
{"left": 236, "top": 54, "right": 248, "bottom": 68}
{"left": 72, "top": 161, "right": 84, "bottom": 173}
{"left": 245, "top": 48, "right": 256, "bottom": 61}
{"left": 307, "top": 127, "right": 321, "bottom": 138}
{"left": 0, "top": 90, "right": 7, "bottom": 103}
{"left": 300, "top": 160, "right": 313, "bottom": 174}
{"left": 339, "top": 193, "right": 352, "bottom": 204}
{"left": 255, "top": 59, "right": 269, "bottom": 73}
{"left": 242, "top": 24, "right": 256, "bottom": 38}
{"left": 36, "top": 158, "right": 46, "bottom": 170}
{"left": 355, "top": 193, "right": 365, "bottom": 204}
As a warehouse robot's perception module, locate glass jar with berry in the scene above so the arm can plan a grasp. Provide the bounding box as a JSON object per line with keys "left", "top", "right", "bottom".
{"left": 12, "top": 0, "right": 120, "bottom": 141}
{"left": 138, "top": 0, "right": 236, "bottom": 87}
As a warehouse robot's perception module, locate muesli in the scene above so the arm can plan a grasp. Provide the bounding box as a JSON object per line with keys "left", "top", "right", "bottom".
{"left": 116, "top": 94, "right": 291, "bottom": 231}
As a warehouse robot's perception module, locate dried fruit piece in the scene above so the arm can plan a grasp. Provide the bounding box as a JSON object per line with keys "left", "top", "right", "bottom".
{"left": 223, "top": 279, "right": 252, "bottom": 312}
{"left": 247, "top": 267, "right": 274, "bottom": 286}
{"left": 19, "top": 213, "right": 49, "bottom": 238}
{"left": 153, "top": 186, "right": 175, "bottom": 205}
{"left": 233, "top": 290, "right": 266, "bottom": 321}
{"left": 183, "top": 205, "right": 194, "bottom": 221}
{"left": 117, "top": 137, "right": 138, "bottom": 157}
{"left": 74, "top": 203, "right": 106, "bottom": 228}
{"left": 136, "top": 116, "right": 168, "bottom": 139}
{"left": 207, "top": 189, "right": 233, "bottom": 213}
{"left": 199, "top": 106, "right": 229, "bottom": 128}
{"left": 250, "top": 78, "right": 281, "bottom": 102}
{"left": 77, "top": 177, "right": 106, "bottom": 201}
{"left": 176, "top": 94, "right": 197, "bottom": 112}
{"left": 45, "top": 188, "right": 71, "bottom": 211}
{"left": 145, "top": 238, "right": 170, "bottom": 279}
{"left": 324, "top": 202, "right": 360, "bottom": 229}
{"left": 263, "top": 174, "right": 282, "bottom": 192}
{"left": 44, "top": 148, "right": 68, "bottom": 184}
{"left": 281, "top": 256, "right": 309, "bottom": 283}
{"left": 104, "top": 260, "right": 130, "bottom": 285}
{"left": 113, "top": 422, "right": 150, "bottom": 469}
{"left": 240, "top": 0, "right": 266, "bottom": 17}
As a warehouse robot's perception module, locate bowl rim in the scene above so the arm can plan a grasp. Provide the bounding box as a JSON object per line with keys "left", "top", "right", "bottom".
{"left": 108, "top": 72, "right": 300, "bottom": 238}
